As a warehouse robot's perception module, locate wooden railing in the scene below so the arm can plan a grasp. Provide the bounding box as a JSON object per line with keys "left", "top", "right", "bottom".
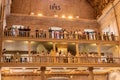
{"left": 3, "top": 31, "right": 119, "bottom": 41}
{"left": 1, "top": 56, "right": 120, "bottom": 64}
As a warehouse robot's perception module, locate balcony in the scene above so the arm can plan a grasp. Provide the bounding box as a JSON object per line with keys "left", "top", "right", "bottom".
{"left": 1, "top": 56, "right": 120, "bottom": 67}
{"left": 3, "top": 30, "right": 119, "bottom": 44}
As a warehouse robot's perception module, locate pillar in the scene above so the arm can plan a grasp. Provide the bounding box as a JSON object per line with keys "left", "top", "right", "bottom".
{"left": 97, "top": 43, "right": 101, "bottom": 57}
{"left": 75, "top": 43, "right": 79, "bottom": 56}
{"left": 28, "top": 41, "right": 31, "bottom": 62}
{"left": 0, "top": 0, "right": 5, "bottom": 62}
{"left": 76, "top": 43, "right": 79, "bottom": 63}
{"left": 40, "top": 67, "right": 46, "bottom": 80}
{"left": 53, "top": 42, "right": 56, "bottom": 53}
{"left": 53, "top": 42, "right": 56, "bottom": 63}
{"left": 88, "top": 67, "right": 94, "bottom": 80}
{"left": 0, "top": 22, "right": 2, "bottom": 62}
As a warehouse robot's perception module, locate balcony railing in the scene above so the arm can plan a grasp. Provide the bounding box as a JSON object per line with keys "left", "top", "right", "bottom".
{"left": 1, "top": 56, "right": 120, "bottom": 64}
{"left": 3, "top": 31, "right": 119, "bottom": 41}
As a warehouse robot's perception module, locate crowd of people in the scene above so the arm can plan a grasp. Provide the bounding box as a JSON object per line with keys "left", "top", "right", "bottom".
{"left": 4, "top": 26, "right": 31, "bottom": 37}
{"left": 48, "top": 28, "right": 116, "bottom": 41}
{"left": 4, "top": 26, "right": 116, "bottom": 41}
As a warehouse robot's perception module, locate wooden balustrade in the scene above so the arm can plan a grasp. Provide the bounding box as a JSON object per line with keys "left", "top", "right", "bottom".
{"left": 1, "top": 56, "right": 120, "bottom": 64}
{"left": 3, "top": 30, "right": 119, "bottom": 41}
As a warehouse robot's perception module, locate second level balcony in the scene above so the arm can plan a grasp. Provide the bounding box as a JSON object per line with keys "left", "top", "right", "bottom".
{"left": 3, "top": 30, "right": 119, "bottom": 44}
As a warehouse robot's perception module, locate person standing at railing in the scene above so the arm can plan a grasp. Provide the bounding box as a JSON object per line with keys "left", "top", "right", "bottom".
{"left": 18, "top": 26, "right": 22, "bottom": 37}
{"left": 106, "top": 55, "right": 114, "bottom": 63}
{"left": 101, "top": 53, "right": 107, "bottom": 63}
{"left": 82, "top": 32, "right": 86, "bottom": 40}
{"left": 4, "top": 26, "right": 8, "bottom": 36}
{"left": 23, "top": 26, "right": 27, "bottom": 37}
{"left": 42, "top": 30, "right": 46, "bottom": 38}
{"left": 86, "top": 32, "right": 90, "bottom": 40}
{"left": 60, "top": 30, "right": 64, "bottom": 39}
{"left": 48, "top": 28, "right": 52, "bottom": 38}
{"left": 103, "top": 32, "right": 106, "bottom": 40}
{"left": 97, "top": 32, "right": 102, "bottom": 40}
{"left": 52, "top": 30, "right": 55, "bottom": 39}
{"left": 11, "top": 26, "right": 15, "bottom": 36}
{"left": 14, "top": 27, "right": 19, "bottom": 37}
{"left": 106, "top": 32, "right": 109, "bottom": 41}
{"left": 2, "top": 48, "right": 6, "bottom": 62}
{"left": 14, "top": 52, "right": 21, "bottom": 62}
{"left": 56, "top": 31, "right": 60, "bottom": 39}
{"left": 35, "top": 28, "right": 39, "bottom": 38}
{"left": 26, "top": 26, "right": 31, "bottom": 37}
{"left": 69, "top": 31, "right": 73, "bottom": 39}
{"left": 78, "top": 29, "right": 82, "bottom": 40}
{"left": 64, "top": 30, "right": 68, "bottom": 39}
{"left": 75, "top": 30, "right": 78, "bottom": 39}
{"left": 43, "top": 30, "right": 46, "bottom": 38}
{"left": 111, "top": 32, "right": 115, "bottom": 41}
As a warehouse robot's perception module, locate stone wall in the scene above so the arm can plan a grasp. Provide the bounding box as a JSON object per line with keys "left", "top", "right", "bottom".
{"left": 11, "top": 0, "right": 96, "bottom": 19}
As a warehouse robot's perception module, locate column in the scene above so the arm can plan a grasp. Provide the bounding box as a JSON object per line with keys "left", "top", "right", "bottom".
{"left": 76, "top": 43, "right": 79, "bottom": 56}
{"left": 88, "top": 67, "right": 94, "bottom": 80}
{"left": 0, "top": 0, "right": 5, "bottom": 62}
{"left": 75, "top": 43, "right": 79, "bottom": 63}
{"left": 97, "top": 43, "right": 101, "bottom": 63}
{"left": 45, "top": 29, "right": 49, "bottom": 39}
{"left": 53, "top": 42, "right": 56, "bottom": 53}
{"left": 40, "top": 67, "right": 46, "bottom": 80}
{"left": 53, "top": 42, "right": 56, "bottom": 63}
{"left": 0, "top": 22, "right": 2, "bottom": 62}
{"left": 97, "top": 43, "right": 101, "bottom": 57}
{"left": 28, "top": 41, "right": 31, "bottom": 62}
